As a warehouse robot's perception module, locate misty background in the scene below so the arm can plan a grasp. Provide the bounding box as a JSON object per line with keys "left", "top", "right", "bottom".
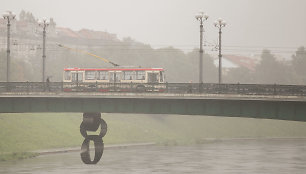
{"left": 1, "top": 1, "right": 306, "bottom": 168}
{"left": 0, "top": 0, "right": 306, "bottom": 83}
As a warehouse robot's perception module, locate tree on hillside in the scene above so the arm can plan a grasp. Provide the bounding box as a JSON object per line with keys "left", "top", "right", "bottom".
{"left": 203, "top": 53, "right": 218, "bottom": 83}
{"left": 0, "top": 50, "right": 33, "bottom": 82}
{"left": 11, "top": 59, "right": 27, "bottom": 81}
{"left": 254, "top": 49, "right": 292, "bottom": 84}
{"left": 0, "top": 50, "right": 6, "bottom": 81}
{"left": 292, "top": 46, "right": 306, "bottom": 83}
{"left": 186, "top": 50, "right": 217, "bottom": 83}
{"left": 155, "top": 47, "right": 187, "bottom": 82}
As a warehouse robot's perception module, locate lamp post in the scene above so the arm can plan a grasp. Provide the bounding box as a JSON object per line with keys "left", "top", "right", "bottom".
{"left": 2, "top": 11, "right": 15, "bottom": 82}
{"left": 39, "top": 18, "right": 49, "bottom": 82}
{"left": 214, "top": 18, "right": 226, "bottom": 84}
{"left": 195, "top": 12, "right": 208, "bottom": 84}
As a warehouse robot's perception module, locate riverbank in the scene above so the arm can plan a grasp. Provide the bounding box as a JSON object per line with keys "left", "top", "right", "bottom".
{"left": 34, "top": 142, "right": 156, "bottom": 155}
{"left": 33, "top": 137, "right": 306, "bottom": 155}
{"left": 1, "top": 113, "right": 306, "bottom": 161}
{"left": 2, "top": 139, "right": 305, "bottom": 174}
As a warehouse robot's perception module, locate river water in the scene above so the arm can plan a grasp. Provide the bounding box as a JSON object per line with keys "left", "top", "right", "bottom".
{"left": 1, "top": 139, "right": 306, "bottom": 174}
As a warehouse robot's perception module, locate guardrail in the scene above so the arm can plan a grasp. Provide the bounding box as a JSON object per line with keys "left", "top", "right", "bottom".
{"left": 0, "top": 82, "right": 305, "bottom": 96}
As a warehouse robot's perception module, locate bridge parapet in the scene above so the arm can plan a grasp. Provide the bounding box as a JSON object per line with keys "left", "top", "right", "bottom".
{"left": 0, "top": 82, "right": 306, "bottom": 97}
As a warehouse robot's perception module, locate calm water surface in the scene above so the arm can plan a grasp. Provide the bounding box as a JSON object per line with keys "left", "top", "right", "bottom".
{"left": 1, "top": 139, "right": 306, "bottom": 174}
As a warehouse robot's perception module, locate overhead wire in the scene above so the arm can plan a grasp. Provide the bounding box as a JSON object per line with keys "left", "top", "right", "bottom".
{"left": 1, "top": 40, "right": 304, "bottom": 55}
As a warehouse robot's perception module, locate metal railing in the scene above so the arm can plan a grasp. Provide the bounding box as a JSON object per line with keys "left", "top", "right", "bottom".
{"left": 0, "top": 82, "right": 305, "bottom": 96}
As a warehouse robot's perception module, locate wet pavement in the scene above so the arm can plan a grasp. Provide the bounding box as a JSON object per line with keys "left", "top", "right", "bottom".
{"left": 1, "top": 138, "right": 306, "bottom": 174}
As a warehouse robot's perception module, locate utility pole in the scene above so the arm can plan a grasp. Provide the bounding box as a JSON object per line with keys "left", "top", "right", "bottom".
{"left": 39, "top": 19, "right": 49, "bottom": 82}
{"left": 214, "top": 18, "right": 226, "bottom": 84}
{"left": 3, "top": 11, "right": 15, "bottom": 82}
{"left": 195, "top": 12, "right": 208, "bottom": 84}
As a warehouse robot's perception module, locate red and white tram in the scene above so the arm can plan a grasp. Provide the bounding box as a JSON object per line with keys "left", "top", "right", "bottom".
{"left": 63, "top": 67, "right": 166, "bottom": 92}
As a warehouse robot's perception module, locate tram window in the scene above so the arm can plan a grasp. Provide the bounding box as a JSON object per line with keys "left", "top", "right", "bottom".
{"left": 160, "top": 71, "right": 164, "bottom": 82}
{"left": 97, "top": 71, "right": 108, "bottom": 80}
{"left": 116, "top": 72, "right": 122, "bottom": 81}
{"left": 78, "top": 72, "right": 83, "bottom": 82}
{"left": 124, "top": 71, "right": 136, "bottom": 80}
{"left": 72, "top": 73, "right": 77, "bottom": 82}
{"left": 64, "top": 71, "right": 71, "bottom": 80}
{"left": 136, "top": 71, "right": 145, "bottom": 80}
{"left": 85, "top": 71, "right": 96, "bottom": 80}
{"left": 148, "top": 73, "right": 158, "bottom": 83}
{"left": 109, "top": 73, "right": 114, "bottom": 81}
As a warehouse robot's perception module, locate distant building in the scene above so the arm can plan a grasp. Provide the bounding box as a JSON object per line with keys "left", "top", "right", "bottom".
{"left": 56, "top": 27, "right": 118, "bottom": 41}
{"left": 0, "top": 10, "right": 118, "bottom": 42}
{"left": 48, "top": 18, "right": 57, "bottom": 37}
{"left": 0, "top": 10, "right": 119, "bottom": 62}
{"left": 214, "top": 54, "right": 257, "bottom": 74}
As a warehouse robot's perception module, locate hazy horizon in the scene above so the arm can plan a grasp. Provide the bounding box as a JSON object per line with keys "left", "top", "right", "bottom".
{"left": 1, "top": 0, "right": 306, "bottom": 56}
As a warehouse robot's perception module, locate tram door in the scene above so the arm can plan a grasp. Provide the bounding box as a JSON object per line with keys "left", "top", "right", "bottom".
{"left": 72, "top": 72, "right": 83, "bottom": 83}
{"left": 148, "top": 73, "right": 158, "bottom": 83}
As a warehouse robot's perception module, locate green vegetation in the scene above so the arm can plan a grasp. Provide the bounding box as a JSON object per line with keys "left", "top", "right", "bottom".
{"left": 0, "top": 152, "right": 37, "bottom": 161}
{"left": 1, "top": 113, "right": 306, "bottom": 161}
{"left": 225, "top": 47, "right": 306, "bottom": 84}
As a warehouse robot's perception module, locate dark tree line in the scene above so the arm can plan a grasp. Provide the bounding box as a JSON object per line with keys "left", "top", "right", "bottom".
{"left": 0, "top": 37, "right": 305, "bottom": 85}
{"left": 0, "top": 10, "right": 305, "bottom": 85}
{"left": 225, "top": 47, "right": 306, "bottom": 85}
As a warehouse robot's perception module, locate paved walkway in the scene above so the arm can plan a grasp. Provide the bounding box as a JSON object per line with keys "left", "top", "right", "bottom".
{"left": 33, "top": 142, "right": 156, "bottom": 155}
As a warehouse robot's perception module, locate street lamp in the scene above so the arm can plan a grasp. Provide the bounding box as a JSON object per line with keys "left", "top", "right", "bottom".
{"left": 38, "top": 18, "right": 49, "bottom": 82}
{"left": 2, "top": 11, "right": 16, "bottom": 82}
{"left": 195, "top": 12, "right": 208, "bottom": 84}
{"left": 214, "top": 18, "right": 226, "bottom": 84}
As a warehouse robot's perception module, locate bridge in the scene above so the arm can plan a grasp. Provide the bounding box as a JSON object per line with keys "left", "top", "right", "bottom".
{"left": 0, "top": 82, "right": 305, "bottom": 121}
{"left": 1, "top": 82, "right": 306, "bottom": 164}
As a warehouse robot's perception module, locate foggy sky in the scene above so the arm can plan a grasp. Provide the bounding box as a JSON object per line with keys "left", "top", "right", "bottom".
{"left": 1, "top": 0, "right": 306, "bottom": 56}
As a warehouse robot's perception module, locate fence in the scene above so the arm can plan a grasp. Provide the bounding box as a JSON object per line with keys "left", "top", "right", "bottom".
{"left": 0, "top": 82, "right": 305, "bottom": 96}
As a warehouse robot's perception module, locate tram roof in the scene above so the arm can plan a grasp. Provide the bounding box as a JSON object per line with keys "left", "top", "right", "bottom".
{"left": 64, "top": 68, "right": 164, "bottom": 71}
